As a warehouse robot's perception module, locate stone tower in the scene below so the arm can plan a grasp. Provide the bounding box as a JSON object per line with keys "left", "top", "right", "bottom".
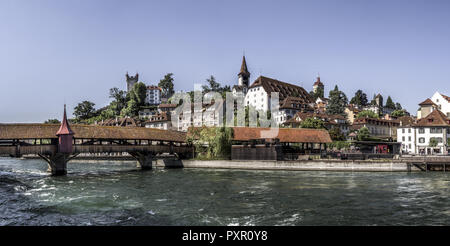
{"left": 126, "top": 72, "right": 139, "bottom": 92}
{"left": 238, "top": 56, "right": 250, "bottom": 88}
{"left": 375, "top": 94, "right": 384, "bottom": 107}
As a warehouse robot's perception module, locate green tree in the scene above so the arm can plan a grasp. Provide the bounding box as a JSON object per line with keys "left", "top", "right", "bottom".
{"left": 123, "top": 82, "right": 147, "bottom": 116}
{"left": 328, "top": 127, "right": 346, "bottom": 141}
{"left": 202, "top": 75, "right": 221, "bottom": 93}
{"left": 109, "top": 87, "right": 128, "bottom": 115}
{"left": 73, "top": 101, "right": 96, "bottom": 121}
{"left": 300, "top": 118, "right": 326, "bottom": 129}
{"left": 350, "top": 90, "right": 368, "bottom": 108}
{"left": 326, "top": 85, "right": 348, "bottom": 115}
{"left": 357, "top": 127, "right": 371, "bottom": 141}
{"left": 44, "top": 119, "right": 60, "bottom": 124}
{"left": 429, "top": 138, "right": 438, "bottom": 148}
{"left": 357, "top": 110, "right": 380, "bottom": 119}
{"left": 391, "top": 109, "right": 406, "bottom": 117}
{"left": 187, "top": 127, "right": 234, "bottom": 159}
{"left": 158, "top": 73, "right": 175, "bottom": 98}
{"left": 395, "top": 102, "right": 402, "bottom": 110}
{"left": 385, "top": 96, "right": 396, "bottom": 109}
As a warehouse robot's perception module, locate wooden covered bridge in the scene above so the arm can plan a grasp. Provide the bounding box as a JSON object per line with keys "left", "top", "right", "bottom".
{"left": 0, "top": 107, "right": 192, "bottom": 175}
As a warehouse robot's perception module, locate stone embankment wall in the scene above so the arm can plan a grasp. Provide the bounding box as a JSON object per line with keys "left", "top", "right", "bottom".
{"left": 155, "top": 159, "right": 421, "bottom": 172}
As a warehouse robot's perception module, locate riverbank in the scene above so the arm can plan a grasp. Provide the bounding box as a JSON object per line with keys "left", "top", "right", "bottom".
{"left": 23, "top": 155, "right": 422, "bottom": 172}
{"left": 153, "top": 159, "right": 421, "bottom": 172}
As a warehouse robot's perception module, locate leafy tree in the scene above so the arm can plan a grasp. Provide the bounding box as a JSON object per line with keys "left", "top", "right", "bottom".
{"left": 187, "top": 127, "right": 234, "bottom": 159}
{"left": 391, "top": 109, "right": 406, "bottom": 117}
{"left": 385, "top": 96, "right": 396, "bottom": 109}
{"left": 357, "top": 127, "right": 371, "bottom": 141}
{"left": 202, "top": 75, "right": 221, "bottom": 93}
{"left": 123, "top": 82, "right": 147, "bottom": 116}
{"left": 395, "top": 103, "right": 402, "bottom": 110}
{"left": 357, "top": 110, "right": 379, "bottom": 119}
{"left": 109, "top": 87, "right": 128, "bottom": 115}
{"left": 350, "top": 90, "right": 368, "bottom": 108}
{"left": 326, "top": 85, "right": 348, "bottom": 115}
{"left": 328, "top": 127, "right": 346, "bottom": 141}
{"left": 158, "top": 73, "right": 175, "bottom": 98}
{"left": 300, "top": 118, "right": 325, "bottom": 129}
{"left": 429, "top": 138, "right": 438, "bottom": 148}
{"left": 73, "top": 101, "right": 96, "bottom": 120}
{"left": 44, "top": 119, "right": 60, "bottom": 124}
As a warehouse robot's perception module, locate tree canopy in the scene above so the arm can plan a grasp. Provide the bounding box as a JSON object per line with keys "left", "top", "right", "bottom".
{"left": 385, "top": 96, "right": 396, "bottom": 109}
{"left": 73, "top": 101, "right": 96, "bottom": 121}
{"left": 356, "top": 127, "right": 371, "bottom": 141}
{"left": 123, "top": 82, "right": 147, "bottom": 116}
{"left": 357, "top": 110, "right": 379, "bottom": 119}
{"left": 300, "top": 117, "right": 326, "bottom": 129}
{"left": 326, "top": 85, "right": 348, "bottom": 115}
{"left": 158, "top": 73, "right": 175, "bottom": 98}
{"left": 350, "top": 90, "right": 368, "bottom": 108}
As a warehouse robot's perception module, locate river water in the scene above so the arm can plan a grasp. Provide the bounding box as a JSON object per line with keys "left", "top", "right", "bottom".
{"left": 0, "top": 157, "right": 449, "bottom": 226}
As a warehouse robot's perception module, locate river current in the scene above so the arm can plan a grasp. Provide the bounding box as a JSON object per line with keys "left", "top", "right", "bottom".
{"left": 0, "top": 157, "right": 449, "bottom": 226}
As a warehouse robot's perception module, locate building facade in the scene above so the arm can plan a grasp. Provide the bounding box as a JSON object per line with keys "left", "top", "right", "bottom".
{"left": 397, "top": 110, "right": 450, "bottom": 155}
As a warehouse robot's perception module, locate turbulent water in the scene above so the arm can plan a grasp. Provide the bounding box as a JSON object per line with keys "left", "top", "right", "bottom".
{"left": 0, "top": 157, "right": 449, "bottom": 226}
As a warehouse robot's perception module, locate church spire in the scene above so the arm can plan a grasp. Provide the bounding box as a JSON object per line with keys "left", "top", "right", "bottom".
{"left": 56, "top": 104, "right": 74, "bottom": 136}
{"left": 238, "top": 56, "right": 250, "bottom": 78}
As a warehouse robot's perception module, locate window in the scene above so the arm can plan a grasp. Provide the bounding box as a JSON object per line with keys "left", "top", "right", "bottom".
{"left": 418, "top": 128, "right": 425, "bottom": 134}
{"left": 436, "top": 137, "right": 443, "bottom": 143}
{"left": 402, "top": 136, "right": 405, "bottom": 141}
{"left": 408, "top": 129, "right": 411, "bottom": 133}
{"left": 402, "top": 129, "right": 405, "bottom": 133}
{"left": 408, "top": 136, "right": 411, "bottom": 142}
{"left": 430, "top": 128, "right": 442, "bottom": 133}
{"left": 419, "top": 138, "right": 425, "bottom": 143}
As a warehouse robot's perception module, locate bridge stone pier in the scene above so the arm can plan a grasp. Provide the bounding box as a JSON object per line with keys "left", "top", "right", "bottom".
{"left": 39, "top": 153, "right": 72, "bottom": 176}
{"left": 130, "top": 152, "right": 154, "bottom": 170}
{"left": 0, "top": 106, "right": 192, "bottom": 176}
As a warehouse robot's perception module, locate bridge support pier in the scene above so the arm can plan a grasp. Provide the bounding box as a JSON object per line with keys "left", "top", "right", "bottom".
{"left": 38, "top": 153, "right": 71, "bottom": 176}
{"left": 130, "top": 152, "right": 154, "bottom": 170}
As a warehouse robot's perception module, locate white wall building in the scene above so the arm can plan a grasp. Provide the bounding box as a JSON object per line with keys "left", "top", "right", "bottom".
{"left": 146, "top": 85, "right": 162, "bottom": 105}
{"left": 417, "top": 92, "right": 450, "bottom": 119}
{"left": 244, "top": 76, "right": 314, "bottom": 119}
{"left": 397, "top": 110, "right": 450, "bottom": 155}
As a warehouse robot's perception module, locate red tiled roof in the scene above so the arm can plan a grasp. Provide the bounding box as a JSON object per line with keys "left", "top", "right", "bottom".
{"left": 441, "top": 93, "right": 450, "bottom": 102}
{"left": 232, "top": 127, "right": 332, "bottom": 143}
{"left": 419, "top": 98, "right": 436, "bottom": 106}
{"left": 415, "top": 110, "right": 450, "bottom": 127}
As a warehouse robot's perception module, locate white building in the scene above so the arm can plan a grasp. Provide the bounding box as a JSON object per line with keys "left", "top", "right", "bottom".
{"left": 244, "top": 76, "right": 314, "bottom": 117}
{"left": 144, "top": 112, "right": 172, "bottom": 130}
{"left": 397, "top": 110, "right": 450, "bottom": 155}
{"left": 417, "top": 92, "right": 450, "bottom": 119}
{"left": 146, "top": 85, "right": 162, "bottom": 105}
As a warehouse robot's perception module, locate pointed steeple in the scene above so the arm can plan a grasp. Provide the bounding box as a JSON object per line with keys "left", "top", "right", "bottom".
{"left": 238, "top": 56, "right": 250, "bottom": 78}
{"left": 56, "top": 104, "right": 74, "bottom": 136}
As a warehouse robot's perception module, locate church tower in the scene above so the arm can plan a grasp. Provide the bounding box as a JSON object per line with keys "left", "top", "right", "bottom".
{"left": 238, "top": 56, "right": 250, "bottom": 87}
{"left": 312, "top": 76, "right": 324, "bottom": 94}
{"left": 126, "top": 72, "right": 139, "bottom": 92}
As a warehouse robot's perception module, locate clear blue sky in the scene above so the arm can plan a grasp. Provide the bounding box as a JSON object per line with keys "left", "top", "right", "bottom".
{"left": 1, "top": 0, "right": 450, "bottom": 122}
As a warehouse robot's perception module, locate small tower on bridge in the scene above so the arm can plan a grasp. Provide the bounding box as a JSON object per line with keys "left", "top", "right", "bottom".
{"left": 56, "top": 105, "right": 74, "bottom": 153}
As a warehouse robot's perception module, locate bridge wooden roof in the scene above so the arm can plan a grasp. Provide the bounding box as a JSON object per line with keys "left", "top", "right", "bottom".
{"left": 0, "top": 124, "right": 187, "bottom": 142}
